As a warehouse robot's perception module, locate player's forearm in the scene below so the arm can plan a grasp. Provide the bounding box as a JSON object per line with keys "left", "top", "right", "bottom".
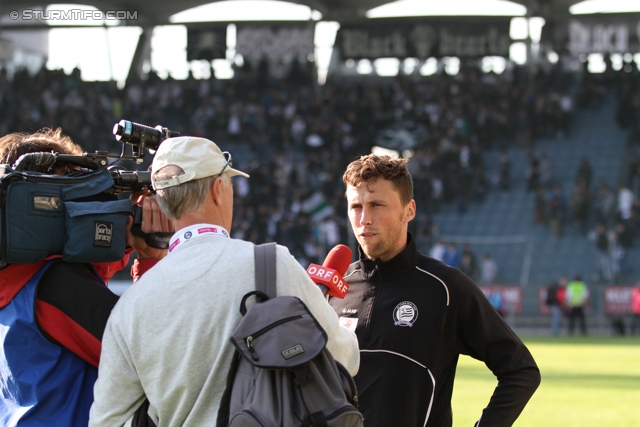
{"left": 477, "top": 365, "right": 541, "bottom": 426}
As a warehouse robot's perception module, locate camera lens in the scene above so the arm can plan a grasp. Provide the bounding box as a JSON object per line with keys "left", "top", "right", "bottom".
{"left": 113, "top": 120, "right": 163, "bottom": 151}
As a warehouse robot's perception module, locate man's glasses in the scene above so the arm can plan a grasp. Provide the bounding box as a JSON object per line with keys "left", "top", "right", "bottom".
{"left": 217, "top": 151, "right": 232, "bottom": 177}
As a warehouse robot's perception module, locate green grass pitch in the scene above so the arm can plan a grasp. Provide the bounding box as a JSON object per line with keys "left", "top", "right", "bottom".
{"left": 451, "top": 336, "right": 640, "bottom": 427}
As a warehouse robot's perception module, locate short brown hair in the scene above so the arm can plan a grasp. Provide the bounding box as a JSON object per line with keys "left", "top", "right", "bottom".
{"left": 0, "top": 128, "right": 83, "bottom": 173}
{"left": 343, "top": 154, "right": 413, "bottom": 205}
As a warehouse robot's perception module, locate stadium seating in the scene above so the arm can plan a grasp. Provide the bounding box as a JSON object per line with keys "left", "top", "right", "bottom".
{"left": 430, "top": 89, "right": 639, "bottom": 297}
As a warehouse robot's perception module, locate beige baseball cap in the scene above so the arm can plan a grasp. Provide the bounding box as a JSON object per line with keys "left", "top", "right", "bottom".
{"left": 151, "top": 136, "right": 249, "bottom": 190}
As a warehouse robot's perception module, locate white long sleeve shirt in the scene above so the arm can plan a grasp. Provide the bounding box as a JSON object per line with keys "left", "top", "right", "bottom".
{"left": 90, "top": 231, "right": 359, "bottom": 427}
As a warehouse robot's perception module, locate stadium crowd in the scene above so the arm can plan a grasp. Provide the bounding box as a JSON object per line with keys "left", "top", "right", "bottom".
{"left": 1, "top": 59, "right": 637, "bottom": 276}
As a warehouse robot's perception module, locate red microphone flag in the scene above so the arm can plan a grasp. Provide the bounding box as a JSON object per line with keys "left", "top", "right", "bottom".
{"left": 306, "top": 244, "right": 352, "bottom": 298}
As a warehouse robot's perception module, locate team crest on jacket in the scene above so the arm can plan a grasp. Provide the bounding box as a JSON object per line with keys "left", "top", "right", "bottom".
{"left": 393, "top": 301, "right": 418, "bottom": 327}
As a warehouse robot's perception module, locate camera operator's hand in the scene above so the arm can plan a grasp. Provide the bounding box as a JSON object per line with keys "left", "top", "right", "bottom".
{"left": 126, "top": 189, "right": 174, "bottom": 260}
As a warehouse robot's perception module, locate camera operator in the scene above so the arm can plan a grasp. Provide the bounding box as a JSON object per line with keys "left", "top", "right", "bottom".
{"left": 0, "top": 128, "right": 172, "bottom": 426}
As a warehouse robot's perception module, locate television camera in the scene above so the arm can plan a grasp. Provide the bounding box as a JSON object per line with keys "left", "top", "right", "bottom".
{"left": 0, "top": 121, "right": 178, "bottom": 266}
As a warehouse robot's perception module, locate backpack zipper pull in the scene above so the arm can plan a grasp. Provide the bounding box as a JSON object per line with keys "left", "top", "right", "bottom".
{"left": 246, "top": 336, "right": 260, "bottom": 361}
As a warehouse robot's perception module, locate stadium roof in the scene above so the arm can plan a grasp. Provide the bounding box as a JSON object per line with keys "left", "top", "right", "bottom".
{"left": 1, "top": 0, "right": 588, "bottom": 27}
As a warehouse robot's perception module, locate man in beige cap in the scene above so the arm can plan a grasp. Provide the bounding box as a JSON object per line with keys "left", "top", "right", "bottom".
{"left": 89, "top": 136, "right": 359, "bottom": 427}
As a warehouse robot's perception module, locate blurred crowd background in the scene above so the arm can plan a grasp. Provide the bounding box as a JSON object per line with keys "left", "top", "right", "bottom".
{"left": 2, "top": 56, "right": 640, "bottom": 286}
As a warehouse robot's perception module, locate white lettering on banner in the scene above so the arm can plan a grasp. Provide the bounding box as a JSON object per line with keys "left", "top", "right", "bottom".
{"left": 341, "top": 25, "right": 509, "bottom": 59}
{"left": 440, "top": 29, "right": 488, "bottom": 56}
{"left": 236, "top": 27, "right": 313, "bottom": 61}
{"left": 596, "top": 24, "right": 627, "bottom": 53}
{"left": 606, "top": 288, "right": 631, "bottom": 303}
{"left": 342, "top": 29, "right": 408, "bottom": 58}
{"left": 569, "top": 21, "right": 590, "bottom": 55}
{"left": 604, "top": 286, "right": 633, "bottom": 315}
{"left": 568, "top": 20, "right": 629, "bottom": 55}
{"left": 439, "top": 27, "right": 509, "bottom": 57}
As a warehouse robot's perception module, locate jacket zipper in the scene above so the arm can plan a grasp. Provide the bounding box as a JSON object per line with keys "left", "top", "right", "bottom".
{"left": 245, "top": 314, "right": 303, "bottom": 361}
{"left": 364, "top": 264, "right": 381, "bottom": 343}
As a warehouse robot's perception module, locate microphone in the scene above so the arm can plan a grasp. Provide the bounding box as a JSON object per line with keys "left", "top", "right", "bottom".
{"left": 306, "top": 244, "right": 353, "bottom": 298}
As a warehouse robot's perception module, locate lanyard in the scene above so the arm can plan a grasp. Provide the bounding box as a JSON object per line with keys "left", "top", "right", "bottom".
{"left": 168, "top": 223, "right": 229, "bottom": 253}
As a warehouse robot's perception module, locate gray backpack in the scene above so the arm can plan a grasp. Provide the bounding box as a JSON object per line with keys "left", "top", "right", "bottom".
{"left": 216, "top": 243, "right": 363, "bottom": 427}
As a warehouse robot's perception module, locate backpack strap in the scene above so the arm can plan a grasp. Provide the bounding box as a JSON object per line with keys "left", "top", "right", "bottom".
{"left": 254, "top": 242, "right": 277, "bottom": 299}
{"left": 217, "top": 243, "right": 277, "bottom": 427}
{"left": 239, "top": 243, "right": 277, "bottom": 317}
{"left": 216, "top": 352, "right": 243, "bottom": 427}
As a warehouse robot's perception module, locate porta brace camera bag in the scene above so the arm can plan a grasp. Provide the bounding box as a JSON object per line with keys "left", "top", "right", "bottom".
{"left": 0, "top": 164, "right": 132, "bottom": 266}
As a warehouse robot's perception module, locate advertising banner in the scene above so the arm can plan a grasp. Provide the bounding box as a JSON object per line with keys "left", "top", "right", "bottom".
{"left": 546, "top": 16, "right": 640, "bottom": 55}
{"left": 604, "top": 286, "right": 633, "bottom": 315}
{"left": 236, "top": 24, "right": 314, "bottom": 62}
{"left": 336, "top": 20, "right": 511, "bottom": 60}
{"left": 479, "top": 286, "right": 523, "bottom": 315}
{"left": 538, "top": 285, "right": 634, "bottom": 315}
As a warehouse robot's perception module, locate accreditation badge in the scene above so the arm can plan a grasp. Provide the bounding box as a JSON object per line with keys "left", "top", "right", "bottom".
{"left": 339, "top": 316, "right": 358, "bottom": 332}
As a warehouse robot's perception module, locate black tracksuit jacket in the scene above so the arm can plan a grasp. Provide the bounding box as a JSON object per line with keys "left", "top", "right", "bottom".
{"left": 329, "top": 235, "right": 540, "bottom": 427}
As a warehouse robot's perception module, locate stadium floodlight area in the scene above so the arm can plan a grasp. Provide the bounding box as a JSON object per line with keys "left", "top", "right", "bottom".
{"left": 373, "top": 58, "right": 400, "bottom": 76}
{"left": 366, "top": 0, "right": 527, "bottom": 18}
{"left": 570, "top": 0, "right": 640, "bottom": 14}
{"left": 420, "top": 58, "right": 438, "bottom": 76}
{"left": 13, "top": 0, "right": 640, "bottom": 85}
{"left": 169, "top": 0, "right": 322, "bottom": 23}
